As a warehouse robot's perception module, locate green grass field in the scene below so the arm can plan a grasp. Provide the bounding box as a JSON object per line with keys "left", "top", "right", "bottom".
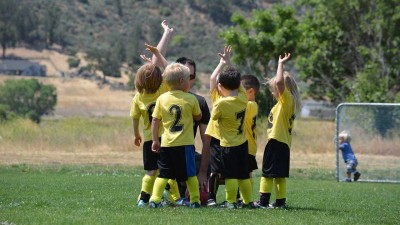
{"left": 1, "top": 165, "right": 399, "bottom": 225}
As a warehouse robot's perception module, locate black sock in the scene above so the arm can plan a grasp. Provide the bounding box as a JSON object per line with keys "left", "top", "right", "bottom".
{"left": 140, "top": 191, "right": 151, "bottom": 202}
{"left": 259, "top": 193, "right": 271, "bottom": 206}
{"left": 276, "top": 198, "right": 286, "bottom": 206}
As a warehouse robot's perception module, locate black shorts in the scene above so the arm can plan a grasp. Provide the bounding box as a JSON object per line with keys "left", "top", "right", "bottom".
{"left": 262, "top": 139, "right": 290, "bottom": 178}
{"left": 157, "top": 145, "right": 196, "bottom": 182}
{"left": 209, "top": 137, "right": 223, "bottom": 174}
{"left": 248, "top": 154, "right": 258, "bottom": 172}
{"left": 221, "top": 141, "right": 250, "bottom": 179}
{"left": 143, "top": 140, "right": 159, "bottom": 171}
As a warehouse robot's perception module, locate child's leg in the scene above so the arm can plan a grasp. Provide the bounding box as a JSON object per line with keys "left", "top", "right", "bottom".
{"left": 139, "top": 170, "right": 158, "bottom": 202}
{"left": 275, "top": 178, "right": 287, "bottom": 206}
{"left": 238, "top": 178, "right": 252, "bottom": 204}
{"left": 208, "top": 173, "right": 219, "bottom": 201}
{"left": 186, "top": 176, "right": 200, "bottom": 204}
{"left": 259, "top": 176, "right": 273, "bottom": 206}
{"left": 166, "top": 179, "right": 180, "bottom": 203}
{"left": 149, "top": 177, "right": 168, "bottom": 204}
{"left": 225, "top": 179, "right": 238, "bottom": 204}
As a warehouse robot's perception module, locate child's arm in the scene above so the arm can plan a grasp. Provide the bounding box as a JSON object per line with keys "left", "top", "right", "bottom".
{"left": 210, "top": 45, "right": 232, "bottom": 92}
{"left": 132, "top": 118, "right": 142, "bottom": 147}
{"left": 193, "top": 113, "right": 202, "bottom": 121}
{"left": 275, "top": 53, "right": 291, "bottom": 96}
{"left": 151, "top": 20, "right": 173, "bottom": 67}
{"left": 151, "top": 118, "right": 161, "bottom": 153}
{"left": 145, "top": 43, "right": 168, "bottom": 69}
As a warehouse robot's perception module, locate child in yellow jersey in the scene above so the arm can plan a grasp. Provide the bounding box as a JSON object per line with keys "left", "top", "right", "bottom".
{"left": 206, "top": 45, "right": 256, "bottom": 209}
{"left": 149, "top": 63, "right": 202, "bottom": 208}
{"left": 131, "top": 20, "right": 181, "bottom": 208}
{"left": 258, "top": 53, "right": 301, "bottom": 209}
{"left": 235, "top": 74, "right": 260, "bottom": 206}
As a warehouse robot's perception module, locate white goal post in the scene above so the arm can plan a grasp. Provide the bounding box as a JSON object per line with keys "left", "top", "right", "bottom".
{"left": 335, "top": 103, "right": 400, "bottom": 183}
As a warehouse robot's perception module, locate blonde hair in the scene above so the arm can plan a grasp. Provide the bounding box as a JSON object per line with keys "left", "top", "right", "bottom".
{"left": 163, "top": 63, "right": 190, "bottom": 89}
{"left": 339, "top": 131, "right": 352, "bottom": 142}
{"left": 268, "top": 71, "right": 301, "bottom": 114}
{"left": 134, "top": 63, "right": 163, "bottom": 94}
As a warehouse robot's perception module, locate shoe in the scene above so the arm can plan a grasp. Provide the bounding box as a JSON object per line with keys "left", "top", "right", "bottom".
{"left": 242, "top": 201, "right": 257, "bottom": 209}
{"left": 354, "top": 172, "right": 361, "bottom": 181}
{"left": 345, "top": 178, "right": 352, "bottom": 182}
{"left": 269, "top": 202, "right": 287, "bottom": 210}
{"left": 137, "top": 199, "right": 148, "bottom": 208}
{"left": 148, "top": 201, "right": 163, "bottom": 208}
{"left": 220, "top": 201, "right": 237, "bottom": 209}
{"left": 189, "top": 202, "right": 201, "bottom": 208}
{"left": 176, "top": 197, "right": 189, "bottom": 207}
{"left": 206, "top": 199, "right": 217, "bottom": 207}
{"left": 255, "top": 200, "right": 270, "bottom": 209}
{"left": 162, "top": 190, "right": 175, "bottom": 206}
{"left": 236, "top": 199, "right": 243, "bottom": 208}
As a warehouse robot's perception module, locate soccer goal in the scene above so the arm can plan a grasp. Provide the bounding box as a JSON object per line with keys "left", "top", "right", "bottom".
{"left": 335, "top": 103, "right": 400, "bottom": 183}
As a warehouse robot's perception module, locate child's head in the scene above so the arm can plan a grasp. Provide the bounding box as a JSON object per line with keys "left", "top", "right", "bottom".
{"left": 134, "top": 63, "right": 163, "bottom": 94}
{"left": 241, "top": 74, "right": 260, "bottom": 101}
{"left": 339, "top": 131, "right": 351, "bottom": 144}
{"left": 163, "top": 63, "right": 191, "bottom": 91}
{"left": 268, "top": 71, "right": 301, "bottom": 113}
{"left": 218, "top": 67, "right": 241, "bottom": 94}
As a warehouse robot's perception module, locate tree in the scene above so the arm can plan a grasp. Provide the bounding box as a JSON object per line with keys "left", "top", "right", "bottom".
{"left": 0, "top": 0, "right": 18, "bottom": 58}
{"left": 0, "top": 79, "right": 57, "bottom": 123}
{"left": 220, "top": 5, "right": 299, "bottom": 115}
{"left": 296, "top": 0, "right": 400, "bottom": 103}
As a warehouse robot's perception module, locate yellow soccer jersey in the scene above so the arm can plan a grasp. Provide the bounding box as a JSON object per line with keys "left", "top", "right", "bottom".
{"left": 209, "top": 87, "right": 248, "bottom": 147}
{"left": 267, "top": 88, "right": 296, "bottom": 148}
{"left": 205, "top": 88, "right": 222, "bottom": 140}
{"left": 130, "top": 82, "right": 168, "bottom": 141}
{"left": 245, "top": 101, "right": 258, "bottom": 156}
{"left": 152, "top": 90, "right": 201, "bottom": 147}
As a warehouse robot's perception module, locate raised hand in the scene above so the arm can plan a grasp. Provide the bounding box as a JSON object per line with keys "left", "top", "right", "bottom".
{"left": 140, "top": 54, "right": 152, "bottom": 63}
{"left": 161, "top": 20, "right": 173, "bottom": 34}
{"left": 278, "top": 53, "right": 291, "bottom": 64}
{"left": 145, "top": 43, "right": 159, "bottom": 55}
{"left": 217, "top": 45, "right": 232, "bottom": 66}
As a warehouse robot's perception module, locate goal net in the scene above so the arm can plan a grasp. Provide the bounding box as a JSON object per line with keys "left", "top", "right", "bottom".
{"left": 335, "top": 103, "right": 400, "bottom": 183}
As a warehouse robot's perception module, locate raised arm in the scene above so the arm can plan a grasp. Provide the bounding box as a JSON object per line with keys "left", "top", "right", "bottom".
{"left": 275, "top": 53, "right": 291, "bottom": 96}
{"left": 151, "top": 20, "right": 174, "bottom": 66}
{"left": 210, "top": 45, "right": 232, "bottom": 92}
{"left": 145, "top": 43, "right": 168, "bottom": 69}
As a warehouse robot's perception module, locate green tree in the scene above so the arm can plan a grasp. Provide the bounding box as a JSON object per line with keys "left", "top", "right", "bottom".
{"left": 220, "top": 5, "right": 299, "bottom": 116}
{"left": 0, "top": 0, "right": 18, "bottom": 58}
{"left": 0, "top": 79, "right": 57, "bottom": 123}
{"left": 296, "top": 0, "right": 400, "bottom": 103}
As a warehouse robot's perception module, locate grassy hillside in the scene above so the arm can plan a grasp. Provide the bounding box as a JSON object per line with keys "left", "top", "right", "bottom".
{"left": 12, "top": 0, "right": 286, "bottom": 73}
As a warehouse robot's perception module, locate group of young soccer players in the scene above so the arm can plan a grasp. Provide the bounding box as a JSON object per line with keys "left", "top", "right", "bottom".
{"left": 130, "top": 20, "right": 301, "bottom": 209}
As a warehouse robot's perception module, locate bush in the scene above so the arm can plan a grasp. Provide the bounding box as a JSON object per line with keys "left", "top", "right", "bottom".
{"left": 0, "top": 79, "right": 57, "bottom": 123}
{"left": 67, "top": 57, "right": 81, "bottom": 68}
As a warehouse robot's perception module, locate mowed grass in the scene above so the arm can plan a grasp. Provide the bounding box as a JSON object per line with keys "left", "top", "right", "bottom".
{"left": 1, "top": 165, "right": 399, "bottom": 225}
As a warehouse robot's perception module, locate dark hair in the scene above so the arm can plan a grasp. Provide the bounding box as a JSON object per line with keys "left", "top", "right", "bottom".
{"left": 176, "top": 57, "right": 196, "bottom": 76}
{"left": 218, "top": 67, "right": 241, "bottom": 90}
{"left": 241, "top": 74, "right": 260, "bottom": 93}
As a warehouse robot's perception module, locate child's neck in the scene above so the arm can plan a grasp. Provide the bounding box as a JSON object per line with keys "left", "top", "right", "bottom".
{"left": 221, "top": 89, "right": 238, "bottom": 97}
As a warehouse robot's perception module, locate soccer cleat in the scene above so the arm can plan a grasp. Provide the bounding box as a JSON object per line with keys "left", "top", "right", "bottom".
{"left": 189, "top": 202, "right": 201, "bottom": 208}
{"left": 148, "top": 201, "right": 163, "bottom": 208}
{"left": 236, "top": 199, "right": 243, "bottom": 208}
{"left": 241, "top": 201, "right": 258, "bottom": 209}
{"left": 269, "top": 202, "right": 288, "bottom": 210}
{"left": 255, "top": 200, "right": 271, "bottom": 209}
{"left": 220, "top": 201, "right": 237, "bottom": 209}
{"left": 345, "top": 178, "right": 352, "bottom": 182}
{"left": 175, "top": 197, "right": 189, "bottom": 207}
{"left": 137, "top": 199, "right": 148, "bottom": 208}
{"left": 354, "top": 172, "right": 361, "bottom": 181}
{"left": 162, "top": 190, "right": 176, "bottom": 206}
{"left": 206, "top": 199, "right": 217, "bottom": 207}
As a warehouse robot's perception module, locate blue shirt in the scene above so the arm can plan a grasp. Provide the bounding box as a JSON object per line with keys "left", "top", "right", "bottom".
{"left": 339, "top": 142, "right": 357, "bottom": 162}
